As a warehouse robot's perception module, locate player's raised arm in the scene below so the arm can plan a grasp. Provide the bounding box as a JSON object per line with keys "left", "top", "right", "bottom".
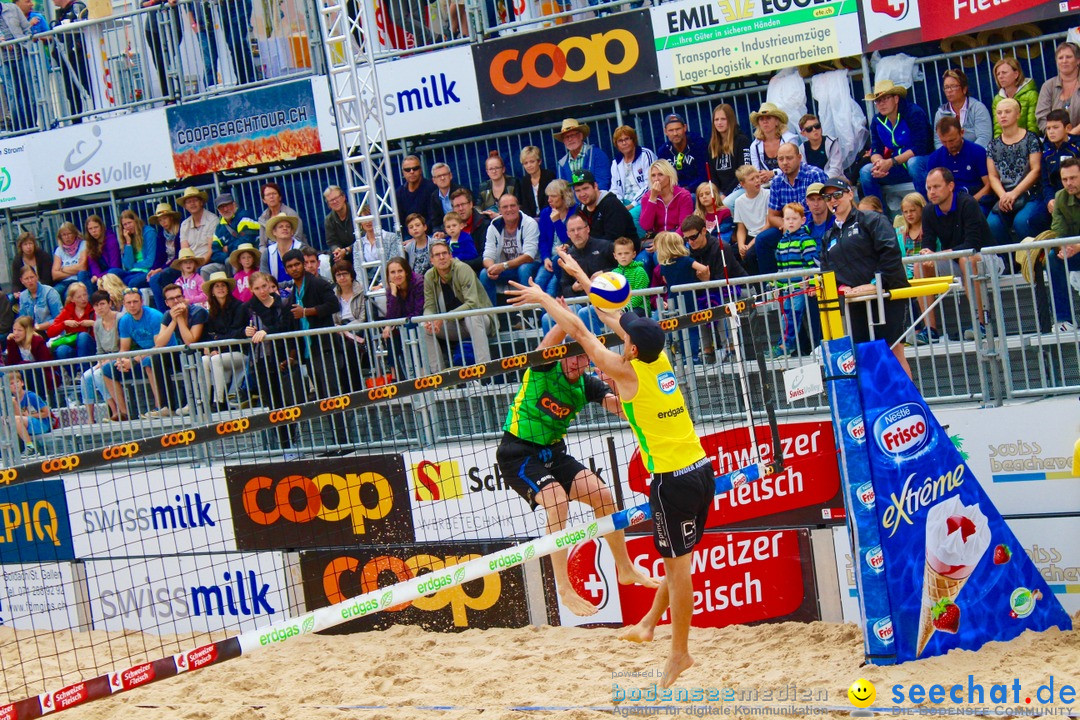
{"left": 506, "top": 279, "right": 635, "bottom": 392}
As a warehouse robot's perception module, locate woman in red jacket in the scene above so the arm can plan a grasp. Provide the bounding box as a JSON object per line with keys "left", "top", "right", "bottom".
{"left": 5, "top": 316, "right": 58, "bottom": 403}
{"left": 47, "top": 282, "right": 96, "bottom": 364}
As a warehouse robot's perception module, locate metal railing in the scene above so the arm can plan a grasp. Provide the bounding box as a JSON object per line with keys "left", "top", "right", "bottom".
{"left": 3, "top": 235, "right": 1077, "bottom": 468}
{"left": 0, "top": 0, "right": 322, "bottom": 136}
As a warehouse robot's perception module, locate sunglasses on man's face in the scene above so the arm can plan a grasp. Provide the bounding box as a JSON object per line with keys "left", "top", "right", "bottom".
{"left": 823, "top": 190, "right": 846, "bottom": 201}
{"left": 403, "top": 166, "right": 421, "bottom": 172}
{"left": 683, "top": 231, "right": 701, "bottom": 243}
{"left": 802, "top": 123, "right": 821, "bottom": 132}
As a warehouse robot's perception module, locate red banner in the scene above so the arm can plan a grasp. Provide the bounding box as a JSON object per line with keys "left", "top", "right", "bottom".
{"left": 615, "top": 530, "right": 816, "bottom": 628}
{"left": 861, "top": 0, "right": 1070, "bottom": 52}
{"left": 627, "top": 421, "right": 844, "bottom": 529}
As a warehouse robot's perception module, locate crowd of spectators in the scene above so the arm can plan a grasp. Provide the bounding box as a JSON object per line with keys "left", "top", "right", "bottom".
{"left": 5, "top": 43, "right": 1080, "bottom": 453}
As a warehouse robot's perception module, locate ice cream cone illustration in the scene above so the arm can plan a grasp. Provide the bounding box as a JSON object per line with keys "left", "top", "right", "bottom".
{"left": 916, "top": 496, "right": 990, "bottom": 656}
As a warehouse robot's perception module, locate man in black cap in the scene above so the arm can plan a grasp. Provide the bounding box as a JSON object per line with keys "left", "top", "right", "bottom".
{"left": 572, "top": 171, "right": 640, "bottom": 249}
{"left": 657, "top": 113, "right": 709, "bottom": 191}
{"left": 508, "top": 246, "right": 712, "bottom": 690}
{"left": 819, "top": 176, "right": 912, "bottom": 377}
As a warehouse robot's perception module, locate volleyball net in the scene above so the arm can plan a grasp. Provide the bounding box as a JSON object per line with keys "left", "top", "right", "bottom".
{"left": 0, "top": 301, "right": 780, "bottom": 716}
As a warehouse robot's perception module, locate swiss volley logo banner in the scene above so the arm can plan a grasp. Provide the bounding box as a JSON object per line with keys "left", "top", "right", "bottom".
{"left": 854, "top": 341, "right": 1071, "bottom": 662}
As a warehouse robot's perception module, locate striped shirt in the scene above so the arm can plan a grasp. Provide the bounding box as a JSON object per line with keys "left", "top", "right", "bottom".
{"left": 775, "top": 228, "right": 819, "bottom": 287}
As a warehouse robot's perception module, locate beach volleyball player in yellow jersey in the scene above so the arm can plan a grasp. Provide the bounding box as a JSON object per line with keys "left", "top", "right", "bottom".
{"left": 508, "top": 246, "right": 711, "bottom": 688}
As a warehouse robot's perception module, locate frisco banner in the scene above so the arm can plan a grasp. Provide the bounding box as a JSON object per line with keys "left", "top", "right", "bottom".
{"left": 167, "top": 78, "right": 323, "bottom": 178}
{"left": 853, "top": 341, "right": 1070, "bottom": 662}
{"left": 650, "top": 0, "right": 862, "bottom": 90}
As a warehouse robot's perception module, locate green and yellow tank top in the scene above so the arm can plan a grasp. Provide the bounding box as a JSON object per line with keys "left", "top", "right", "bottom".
{"left": 621, "top": 353, "right": 706, "bottom": 473}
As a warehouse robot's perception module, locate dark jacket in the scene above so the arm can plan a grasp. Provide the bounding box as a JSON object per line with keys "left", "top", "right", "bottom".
{"left": 386, "top": 271, "right": 426, "bottom": 320}
{"left": 397, "top": 178, "right": 437, "bottom": 227}
{"left": 518, "top": 169, "right": 558, "bottom": 218}
{"left": 708, "top": 132, "right": 752, "bottom": 195}
{"left": 462, "top": 209, "right": 491, "bottom": 258}
{"left": 204, "top": 297, "right": 248, "bottom": 342}
{"left": 244, "top": 294, "right": 294, "bottom": 335}
{"left": 11, "top": 249, "right": 53, "bottom": 292}
{"left": 870, "top": 97, "right": 933, "bottom": 159}
{"left": 560, "top": 237, "right": 616, "bottom": 298}
{"left": 283, "top": 272, "right": 338, "bottom": 331}
{"left": 577, "top": 192, "right": 640, "bottom": 248}
{"left": 0, "top": 292, "right": 13, "bottom": 337}
{"left": 690, "top": 235, "right": 746, "bottom": 281}
{"left": 477, "top": 176, "right": 522, "bottom": 215}
{"left": 921, "top": 190, "right": 991, "bottom": 253}
{"left": 428, "top": 183, "right": 464, "bottom": 231}
{"left": 822, "top": 209, "right": 909, "bottom": 290}
{"left": 658, "top": 131, "right": 710, "bottom": 190}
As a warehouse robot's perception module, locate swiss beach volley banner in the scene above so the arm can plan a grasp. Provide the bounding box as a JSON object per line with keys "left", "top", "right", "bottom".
{"left": 650, "top": 0, "right": 862, "bottom": 90}
{"left": 471, "top": 10, "right": 660, "bottom": 122}
{"left": 861, "top": 0, "right": 1071, "bottom": 51}
{"left": 298, "top": 542, "right": 530, "bottom": 632}
{"left": 224, "top": 455, "right": 416, "bottom": 550}
{"left": 166, "top": 78, "right": 323, "bottom": 178}
{"left": 855, "top": 341, "right": 1071, "bottom": 662}
{"left": 560, "top": 529, "right": 819, "bottom": 627}
{"left": 625, "top": 420, "right": 846, "bottom": 529}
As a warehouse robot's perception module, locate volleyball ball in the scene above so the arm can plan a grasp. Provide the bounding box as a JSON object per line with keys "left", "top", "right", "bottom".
{"left": 588, "top": 272, "right": 631, "bottom": 311}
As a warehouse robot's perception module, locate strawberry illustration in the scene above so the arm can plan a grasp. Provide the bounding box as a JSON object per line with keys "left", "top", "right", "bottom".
{"left": 993, "top": 544, "right": 1011, "bottom": 565}
{"left": 931, "top": 598, "right": 960, "bottom": 634}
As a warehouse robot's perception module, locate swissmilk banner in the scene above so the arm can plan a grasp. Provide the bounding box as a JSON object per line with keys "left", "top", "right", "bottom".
{"left": 860, "top": 0, "right": 1073, "bottom": 52}
{"left": 853, "top": 341, "right": 1071, "bottom": 662}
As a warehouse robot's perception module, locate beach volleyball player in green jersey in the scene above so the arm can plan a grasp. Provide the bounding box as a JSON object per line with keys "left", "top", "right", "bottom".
{"left": 509, "top": 246, "right": 712, "bottom": 688}
{"left": 497, "top": 326, "right": 659, "bottom": 617}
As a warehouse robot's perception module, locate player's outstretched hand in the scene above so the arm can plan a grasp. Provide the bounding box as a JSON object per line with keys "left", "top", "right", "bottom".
{"left": 506, "top": 278, "right": 548, "bottom": 307}
{"left": 556, "top": 246, "right": 585, "bottom": 279}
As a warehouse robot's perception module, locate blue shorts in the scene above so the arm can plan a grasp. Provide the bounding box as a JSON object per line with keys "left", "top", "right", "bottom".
{"left": 26, "top": 417, "right": 52, "bottom": 435}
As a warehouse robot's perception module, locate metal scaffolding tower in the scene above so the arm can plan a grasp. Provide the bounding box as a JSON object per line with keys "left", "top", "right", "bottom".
{"left": 313, "top": 0, "right": 400, "bottom": 290}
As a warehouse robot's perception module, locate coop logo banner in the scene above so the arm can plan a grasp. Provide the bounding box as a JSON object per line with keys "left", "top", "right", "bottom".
{"left": 854, "top": 340, "right": 1072, "bottom": 663}
{"left": 299, "top": 543, "right": 529, "bottom": 632}
{"left": 64, "top": 467, "right": 236, "bottom": 558}
{"left": 473, "top": 10, "right": 659, "bottom": 122}
{"left": 375, "top": 46, "right": 483, "bottom": 140}
{"left": 29, "top": 111, "right": 174, "bottom": 203}
{"left": 225, "top": 455, "right": 415, "bottom": 549}
{"left": 0, "top": 480, "right": 74, "bottom": 564}
{"left": 650, "top": 0, "right": 862, "bottom": 89}
{"left": 167, "top": 79, "right": 322, "bottom": 178}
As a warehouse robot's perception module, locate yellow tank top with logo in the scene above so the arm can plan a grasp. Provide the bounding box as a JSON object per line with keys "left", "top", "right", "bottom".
{"left": 621, "top": 353, "right": 706, "bottom": 474}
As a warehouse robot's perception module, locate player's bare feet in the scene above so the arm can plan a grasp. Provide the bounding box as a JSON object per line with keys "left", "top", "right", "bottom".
{"left": 660, "top": 652, "right": 694, "bottom": 688}
{"left": 617, "top": 621, "right": 654, "bottom": 643}
{"left": 616, "top": 565, "right": 660, "bottom": 589}
{"left": 559, "top": 588, "right": 598, "bottom": 617}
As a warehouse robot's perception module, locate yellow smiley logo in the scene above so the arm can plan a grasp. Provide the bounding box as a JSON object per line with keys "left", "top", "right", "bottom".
{"left": 848, "top": 678, "right": 876, "bottom": 708}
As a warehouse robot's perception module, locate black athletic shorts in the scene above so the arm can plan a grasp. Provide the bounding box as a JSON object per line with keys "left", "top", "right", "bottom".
{"left": 650, "top": 457, "right": 714, "bottom": 558}
{"left": 496, "top": 432, "right": 588, "bottom": 509}
{"left": 846, "top": 297, "right": 908, "bottom": 346}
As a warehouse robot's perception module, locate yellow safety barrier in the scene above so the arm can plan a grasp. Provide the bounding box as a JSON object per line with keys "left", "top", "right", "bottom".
{"left": 816, "top": 271, "right": 845, "bottom": 341}
{"left": 888, "top": 282, "right": 953, "bottom": 300}
{"left": 908, "top": 275, "right": 954, "bottom": 287}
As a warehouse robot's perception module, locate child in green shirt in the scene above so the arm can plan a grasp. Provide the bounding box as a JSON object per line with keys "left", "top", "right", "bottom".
{"left": 611, "top": 236, "right": 650, "bottom": 316}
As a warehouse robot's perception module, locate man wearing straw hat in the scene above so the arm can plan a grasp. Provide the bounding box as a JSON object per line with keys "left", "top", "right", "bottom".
{"left": 860, "top": 80, "right": 933, "bottom": 211}
{"left": 555, "top": 118, "right": 611, "bottom": 191}
{"left": 176, "top": 187, "right": 222, "bottom": 281}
